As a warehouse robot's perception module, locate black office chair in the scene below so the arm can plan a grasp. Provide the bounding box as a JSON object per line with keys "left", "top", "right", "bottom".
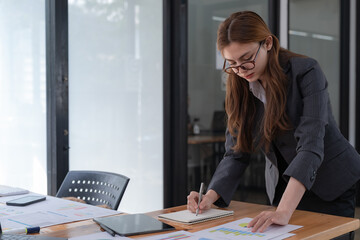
{"left": 56, "top": 170, "right": 130, "bottom": 210}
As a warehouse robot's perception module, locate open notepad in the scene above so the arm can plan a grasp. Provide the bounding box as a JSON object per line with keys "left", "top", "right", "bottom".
{"left": 158, "top": 208, "right": 234, "bottom": 224}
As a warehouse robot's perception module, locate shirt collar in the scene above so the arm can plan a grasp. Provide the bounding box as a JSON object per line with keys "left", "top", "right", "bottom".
{"left": 249, "top": 81, "right": 266, "bottom": 104}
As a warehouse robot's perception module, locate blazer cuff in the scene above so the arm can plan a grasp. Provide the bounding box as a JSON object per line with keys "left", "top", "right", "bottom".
{"left": 208, "top": 183, "right": 233, "bottom": 208}
{"left": 207, "top": 159, "right": 248, "bottom": 207}
{"left": 212, "top": 195, "right": 229, "bottom": 208}
{"left": 283, "top": 151, "right": 321, "bottom": 190}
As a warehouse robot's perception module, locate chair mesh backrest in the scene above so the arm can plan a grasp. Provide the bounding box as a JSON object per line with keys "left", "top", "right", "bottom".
{"left": 56, "top": 171, "right": 129, "bottom": 210}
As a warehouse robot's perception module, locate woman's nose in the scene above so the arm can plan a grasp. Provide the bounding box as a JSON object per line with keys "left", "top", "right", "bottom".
{"left": 237, "top": 66, "right": 247, "bottom": 74}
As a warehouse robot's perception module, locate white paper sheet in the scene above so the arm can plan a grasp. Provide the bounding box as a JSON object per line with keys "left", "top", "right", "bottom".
{"left": 0, "top": 193, "right": 119, "bottom": 230}
{"left": 69, "top": 231, "right": 130, "bottom": 240}
{"left": 269, "top": 233, "right": 296, "bottom": 240}
{"left": 139, "top": 228, "right": 297, "bottom": 240}
{"left": 139, "top": 230, "right": 198, "bottom": 240}
{"left": 192, "top": 217, "right": 302, "bottom": 240}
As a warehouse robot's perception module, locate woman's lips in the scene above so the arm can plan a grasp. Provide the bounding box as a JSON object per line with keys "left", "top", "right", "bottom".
{"left": 244, "top": 73, "right": 254, "bottom": 79}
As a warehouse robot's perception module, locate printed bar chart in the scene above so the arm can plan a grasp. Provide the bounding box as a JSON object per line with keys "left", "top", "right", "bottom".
{"left": 209, "top": 227, "right": 265, "bottom": 237}
{"left": 158, "top": 233, "right": 192, "bottom": 240}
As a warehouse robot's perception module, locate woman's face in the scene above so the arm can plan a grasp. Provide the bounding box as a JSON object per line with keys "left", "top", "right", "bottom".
{"left": 222, "top": 38, "right": 272, "bottom": 84}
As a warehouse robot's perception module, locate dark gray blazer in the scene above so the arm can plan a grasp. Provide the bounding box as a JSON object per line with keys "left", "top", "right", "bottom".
{"left": 208, "top": 56, "right": 360, "bottom": 207}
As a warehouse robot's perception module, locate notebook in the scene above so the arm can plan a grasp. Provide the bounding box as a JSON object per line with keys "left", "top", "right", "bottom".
{"left": 93, "top": 214, "right": 175, "bottom": 236}
{"left": 0, "top": 185, "right": 29, "bottom": 197}
{"left": 158, "top": 208, "right": 234, "bottom": 224}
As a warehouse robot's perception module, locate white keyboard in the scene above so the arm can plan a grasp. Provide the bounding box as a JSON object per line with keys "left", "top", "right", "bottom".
{"left": 0, "top": 185, "right": 29, "bottom": 197}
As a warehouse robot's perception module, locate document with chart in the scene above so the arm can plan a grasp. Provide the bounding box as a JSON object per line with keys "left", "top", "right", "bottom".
{"left": 192, "top": 217, "right": 302, "bottom": 240}
{"left": 140, "top": 227, "right": 297, "bottom": 240}
{"left": 140, "top": 230, "right": 198, "bottom": 240}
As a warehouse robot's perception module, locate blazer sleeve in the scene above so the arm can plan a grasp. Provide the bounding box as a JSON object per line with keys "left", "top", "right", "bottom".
{"left": 283, "top": 59, "right": 329, "bottom": 190}
{"left": 208, "top": 129, "right": 251, "bottom": 207}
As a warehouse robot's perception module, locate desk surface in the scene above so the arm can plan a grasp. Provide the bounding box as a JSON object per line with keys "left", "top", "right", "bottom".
{"left": 40, "top": 201, "right": 359, "bottom": 240}
{"left": 188, "top": 134, "right": 226, "bottom": 144}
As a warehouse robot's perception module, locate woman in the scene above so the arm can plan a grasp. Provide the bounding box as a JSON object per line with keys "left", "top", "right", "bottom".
{"left": 187, "top": 11, "right": 360, "bottom": 239}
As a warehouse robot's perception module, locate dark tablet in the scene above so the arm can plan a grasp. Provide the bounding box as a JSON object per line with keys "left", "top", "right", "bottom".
{"left": 93, "top": 214, "right": 175, "bottom": 236}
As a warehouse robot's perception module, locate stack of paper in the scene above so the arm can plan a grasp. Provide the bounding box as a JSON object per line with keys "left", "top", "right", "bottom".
{"left": 0, "top": 185, "right": 29, "bottom": 197}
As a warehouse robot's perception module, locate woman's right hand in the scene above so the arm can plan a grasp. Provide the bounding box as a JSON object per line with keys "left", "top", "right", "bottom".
{"left": 187, "top": 189, "right": 220, "bottom": 214}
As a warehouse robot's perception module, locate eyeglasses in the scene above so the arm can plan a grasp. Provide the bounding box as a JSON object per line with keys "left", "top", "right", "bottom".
{"left": 223, "top": 41, "right": 263, "bottom": 74}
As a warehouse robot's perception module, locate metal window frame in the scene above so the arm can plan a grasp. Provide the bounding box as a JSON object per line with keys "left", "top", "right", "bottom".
{"left": 340, "top": 0, "right": 350, "bottom": 139}
{"left": 46, "top": 0, "right": 69, "bottom": 196}
{"left": 163, "top": 0, "right": 188, "bottom": 208}
{"left": 279, "top": 0, "right": 289, "bottom": 49}
{"left": 355, "top": 0, "right": 360, "bottom": 207}
{"left": 356, "top": 0, "right": 360, "bottom": 152}
{"left": 269, "top": 0, "right": 280, "bottom": 38}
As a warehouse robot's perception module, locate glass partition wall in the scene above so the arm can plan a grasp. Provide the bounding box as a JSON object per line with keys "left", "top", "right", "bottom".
{"left": 289, "top": 0, "right": 340, "bottom": 123}
{"left": 68, "top": 0, "right": 163, "bottom": 213}
{"left": 187, "top": 0, "right": 269, "bottom": 204}
{"left": 0, "top": 0, "right": 47, "bottom": 194}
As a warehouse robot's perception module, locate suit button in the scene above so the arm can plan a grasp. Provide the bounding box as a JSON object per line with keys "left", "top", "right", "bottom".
{"left": 310, "top": 176, "right": 315, "bottom": 181}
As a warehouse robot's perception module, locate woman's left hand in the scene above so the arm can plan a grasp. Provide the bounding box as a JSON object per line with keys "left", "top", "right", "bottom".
{"left": 248, "top": 177, "right": 306, "bottom": 233}
{"left": 247, "top": 210, "right": 292, "bottom": 233}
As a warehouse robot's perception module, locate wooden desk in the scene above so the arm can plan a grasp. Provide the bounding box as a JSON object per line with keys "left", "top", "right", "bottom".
{"left": 187, "top": 135, "right": 225, "bottom": 145}
{"left": 40, "top": 201, "right": 359, "bottom": 239}
{"left": 188, "top": 134, "right": 226, "bottom": 184}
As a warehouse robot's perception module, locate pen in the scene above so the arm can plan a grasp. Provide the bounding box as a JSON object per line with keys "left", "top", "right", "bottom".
{"left": 196, "top": 182, "right": 204, "bottom": 216}
{"left": 99, "top": 223, "right": 115, "bottom": 237}
{"left": 4, "top": 226, "right": 40, "bottom": 235}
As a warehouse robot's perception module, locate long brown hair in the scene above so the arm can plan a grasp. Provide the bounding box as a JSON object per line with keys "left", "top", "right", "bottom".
{"left": 218, "top": 11, "right": 293, "bottom": 153}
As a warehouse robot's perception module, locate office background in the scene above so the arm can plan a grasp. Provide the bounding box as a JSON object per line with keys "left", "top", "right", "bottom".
{"left": 0, "top": 0, "right": 359, "bottom": 214}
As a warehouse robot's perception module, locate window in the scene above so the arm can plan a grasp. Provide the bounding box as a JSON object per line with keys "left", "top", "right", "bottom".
{"left": 187, "top": 0, "right": 269, "bottom": 203}
{"left": 68, "top": 0, "right": 163, "bottom": 213}
{"left": 289, "top": 0, "right": 340, "bottom": 123}
{"left": 0, "top": 0, "right": 47, "bottom": 194}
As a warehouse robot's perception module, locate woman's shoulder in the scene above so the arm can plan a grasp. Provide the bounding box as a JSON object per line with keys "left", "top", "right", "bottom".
{"left": 279, "top": 49, "right": 320, "bottom": 74}
{"left": 280, "top": 50, "right": 327, "bottom": 92}
{"left": 289, "top": 55, "right": 318, "bottom": 72}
